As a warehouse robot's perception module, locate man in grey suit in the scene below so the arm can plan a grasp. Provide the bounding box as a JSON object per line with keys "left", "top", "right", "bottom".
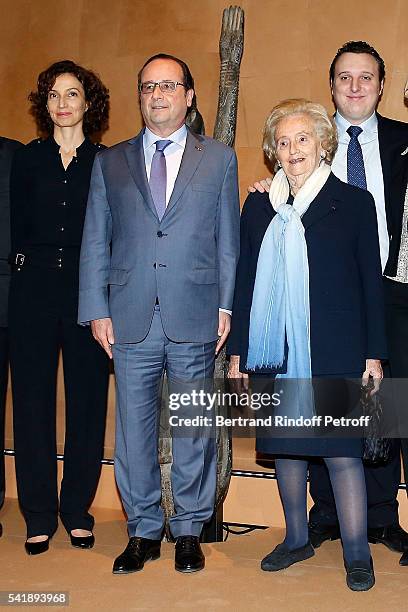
{"left": 0, "top": 136, "right": 22, "bottom": 537}
{"left": 78, "top": 53, "right": 240, "bottom": 574}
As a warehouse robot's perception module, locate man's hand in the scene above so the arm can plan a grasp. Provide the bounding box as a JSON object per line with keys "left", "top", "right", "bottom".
{"left": 91, "top": 317, "right": 115, "bottom": 359}
{"left": 227, "top": 354, "right": 249, "bottom": 392}
{"left": 362, "top": 359, "right": 383, "bottom": 394}
{"left": 247, "top": 177, "right": 272, "bottom": 194}
{"left": 216, "top": 311, "right": 231, "bottom": 355}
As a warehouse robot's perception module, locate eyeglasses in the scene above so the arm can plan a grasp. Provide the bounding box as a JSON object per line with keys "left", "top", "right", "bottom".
{"left": 139, "top": 80, "right": 186, "bottom": 95}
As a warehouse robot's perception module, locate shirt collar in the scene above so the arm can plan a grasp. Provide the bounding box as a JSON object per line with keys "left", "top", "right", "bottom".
{"left": 143, "top": 124, "right": 187, "bottom": 150}
{"left": 335, "top": 111, "right": 378, "bottom": 144}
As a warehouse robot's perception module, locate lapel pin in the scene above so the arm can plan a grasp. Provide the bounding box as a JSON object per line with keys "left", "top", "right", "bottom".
{"left": 195, "top": 145, "right": 203, "bottom": 151}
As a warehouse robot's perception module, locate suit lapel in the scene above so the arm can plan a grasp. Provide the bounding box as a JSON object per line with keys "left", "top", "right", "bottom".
{"left": 377, "top": 113, "right": 392, "bottom": 207}
{"left": 301, "top": 173, "right": 339, "bottom": 229}
{"left": 164, "top": 129, "right": 205, "bottom": 218}
{"left": 124, "top": 130, "right": 158, "bottom": 220}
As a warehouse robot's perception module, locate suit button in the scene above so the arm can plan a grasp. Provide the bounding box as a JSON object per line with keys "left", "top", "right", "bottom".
{"left": 157, "top": 231, "right": 163, "bottom": 237}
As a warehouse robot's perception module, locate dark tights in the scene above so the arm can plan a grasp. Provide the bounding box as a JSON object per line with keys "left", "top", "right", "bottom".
{"left": 275, "top": 456, "right": 370, "bottom": 563}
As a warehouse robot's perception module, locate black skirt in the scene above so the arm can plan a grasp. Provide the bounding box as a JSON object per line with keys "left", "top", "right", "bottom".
{"left": 253, "top": 372, "right": 363, "bottom": 458}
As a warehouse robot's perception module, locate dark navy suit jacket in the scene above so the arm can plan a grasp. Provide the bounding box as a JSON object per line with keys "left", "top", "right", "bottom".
{"left": 227, "top": 172, "right": 388, "bottom": 375}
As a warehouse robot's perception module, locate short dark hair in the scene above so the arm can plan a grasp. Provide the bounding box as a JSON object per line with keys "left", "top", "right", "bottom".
{"left": 138, "top": 53, "right": 194, "bottom": 91}
{"left": 329, "top": 41, "right": 385, "bottom": 83}
{"left": 29, "top": 60, "right": 110, "bottom": 138}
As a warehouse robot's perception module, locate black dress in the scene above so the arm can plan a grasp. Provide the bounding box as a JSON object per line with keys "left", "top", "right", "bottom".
{"left": 227, "top": 177, "right": 387, "bottom": 458}
{"left": 8, "top": 137, "right": 109, "bottom": 538}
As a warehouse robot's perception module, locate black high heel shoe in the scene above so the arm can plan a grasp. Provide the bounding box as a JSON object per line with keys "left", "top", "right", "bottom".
{"left": 70, "top": 532, "right": 95, "bottom": 549}
{"left": 25, "top": 537, "right": 50, "bottom": 555}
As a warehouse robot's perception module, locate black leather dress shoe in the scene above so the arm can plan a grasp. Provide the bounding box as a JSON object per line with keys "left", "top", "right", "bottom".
{"left": 344, "top": 557, "right": 375, "bottom": 591}
{"left": 261, "top": 541, "right": 315, "bottom": 571}
{"left": 308, "top": 522, "right": 340, "bottom": 548}
{"left": 70, "top": 533, "right": 95, "bottom": 549}
{"left": 25, "top": 538, "right": 50, "bottom": 555}
{"left": 368, "top": 524, "right": 408, "bottom": 553}
{"left": 399, "top": 550, "right": 408, "bottom": 566}
{"left": 112, "top": 537, "right": 161, "bottom": 574}
{"left": 175, "top": 536, "right": 205, "bottom": 573}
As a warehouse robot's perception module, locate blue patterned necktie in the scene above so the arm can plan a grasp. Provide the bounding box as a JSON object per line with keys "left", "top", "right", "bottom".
{"left": 347, "top": 125, "right": 367, "bottom": 189}
{"left": 149, "top": 139, "right": 172, "bottom": 220}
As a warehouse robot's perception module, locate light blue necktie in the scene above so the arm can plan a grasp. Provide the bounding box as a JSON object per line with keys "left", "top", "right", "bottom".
{"left": 149, "top": 139, "right": 172, "bottom": 220}
{"left": 347, "top": 125, "right": 367, "bottom": 190}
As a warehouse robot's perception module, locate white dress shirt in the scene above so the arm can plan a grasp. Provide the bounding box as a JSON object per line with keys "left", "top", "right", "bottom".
{"left": 332, "top": 112, "right": 389, "bottom": 271}
{"left": 143, "top": 123, "right": 230, "bottom": 317}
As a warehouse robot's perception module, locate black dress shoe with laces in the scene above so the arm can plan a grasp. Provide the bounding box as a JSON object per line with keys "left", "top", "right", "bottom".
{"left": 308, "top": 522, "right": 340, "bottom": 548}
{"left": 344, "top": 557, "right": 375, "bottom": 591}
{"left": 25, "top": 538, "right": 50, "bottom": 555}
{"left": 175, "top": 536, "right": 205, "bottom": 573}
{"left": 70, "top": 533, "right": 95, "bottom": 549}
{"left": 112, "top": 537, "right": 161, "bottom": 574}
{"left": 261, "top": 541, "right": 315, "bottom": 571}
{"left": 368, "top": 524, "right": 408, "bottom": 553}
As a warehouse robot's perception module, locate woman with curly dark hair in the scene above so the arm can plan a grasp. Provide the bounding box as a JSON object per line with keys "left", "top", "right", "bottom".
{"left": 9, "top": 60, "right": 110, "bottom": 555}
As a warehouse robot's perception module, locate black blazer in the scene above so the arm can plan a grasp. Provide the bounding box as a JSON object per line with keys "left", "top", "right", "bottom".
{"left": 377, "top": 113, "right": 408, "bottom": 276}
{"left": 227, "top": 173, "right": 388, "bottom": 375}
{"left": 0, "top": 137, "right": 22, "bottom": 327}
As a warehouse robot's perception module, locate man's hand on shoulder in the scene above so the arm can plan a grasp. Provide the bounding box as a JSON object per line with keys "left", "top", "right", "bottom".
{"left": 91, "top": 318, "right": 115, "bottom": 359}
{"left": 247, "top": 177, "right": 272, "bottom": 194}
{"left": 216, "top": 311, "right": 231, "bottom": 355}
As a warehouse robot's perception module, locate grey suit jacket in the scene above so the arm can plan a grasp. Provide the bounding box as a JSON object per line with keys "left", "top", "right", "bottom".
{"left": 78, "top": 127, "right": 240, "bottom": 343}
{"left": 0, "top": 137, "right": 23, "bottom": 327}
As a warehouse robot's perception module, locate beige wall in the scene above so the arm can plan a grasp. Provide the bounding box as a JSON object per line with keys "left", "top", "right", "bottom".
{"left": 0, "top": 0, "right": 407, "bottom": 200}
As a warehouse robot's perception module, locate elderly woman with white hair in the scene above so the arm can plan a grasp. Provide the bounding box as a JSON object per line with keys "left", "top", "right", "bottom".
{"left": 227, "top": 99, "right": 387, "bottom": 590}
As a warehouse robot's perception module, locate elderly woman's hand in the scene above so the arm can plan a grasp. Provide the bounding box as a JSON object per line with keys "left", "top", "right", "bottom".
{"left": 227, "top": 355, "right": 249, "bottom": 392}
{"left": 362, "top": 359, "right": 383, "bottom": 395}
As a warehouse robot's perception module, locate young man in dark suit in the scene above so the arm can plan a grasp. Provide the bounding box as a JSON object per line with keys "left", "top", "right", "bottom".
{"left": 308, "top": 42, "right": 408, "bottom": 559}
{"left": 0, "top": 136, "right": 22, "bottom": 536}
